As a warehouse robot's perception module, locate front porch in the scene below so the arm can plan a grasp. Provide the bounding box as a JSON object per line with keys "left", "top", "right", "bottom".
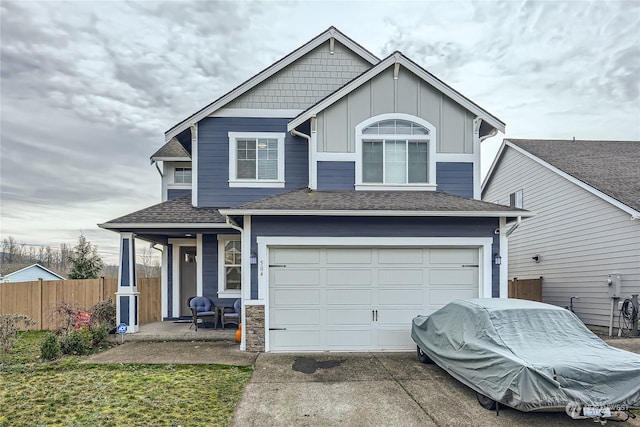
{"left": 107, "top": 320, "right": 237, "bottom": 343}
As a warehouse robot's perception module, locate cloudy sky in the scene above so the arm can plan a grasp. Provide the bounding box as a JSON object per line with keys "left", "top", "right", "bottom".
{"left": 1, "top": 0, "right": 639, "bottom": 264}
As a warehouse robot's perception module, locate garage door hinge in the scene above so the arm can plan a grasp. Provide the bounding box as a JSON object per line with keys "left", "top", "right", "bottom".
{"left": 269, "top": 327, "right": 287, "bottom": 331}
{"left": 462, "top": 264, "right": 479, "bottom": 267}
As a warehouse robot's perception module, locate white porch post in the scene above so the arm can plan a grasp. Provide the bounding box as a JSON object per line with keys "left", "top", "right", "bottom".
{"left": 499, "top": 217, "right": 509, "bottom": 298}
{"left": 115, "top": 233, "right": 139, "bottom": 333}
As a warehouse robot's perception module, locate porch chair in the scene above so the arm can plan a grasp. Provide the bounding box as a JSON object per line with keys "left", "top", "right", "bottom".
{"left": 188, "top": 296, "right": 219, "bottom": 331}
{"left": 221, "top": 299, "right": 241, "bottom": 329}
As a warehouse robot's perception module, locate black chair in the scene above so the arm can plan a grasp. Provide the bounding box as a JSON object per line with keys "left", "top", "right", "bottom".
{"left": 188, "top": 296, "right": 218, "bottom": 331}
{"left": 221, "top": 299, "right": 241, "bottom": 329}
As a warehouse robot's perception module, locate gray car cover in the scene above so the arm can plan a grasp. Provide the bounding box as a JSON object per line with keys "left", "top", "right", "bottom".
{"left": 411, "top": 298, "right": 640, "bottom": 412}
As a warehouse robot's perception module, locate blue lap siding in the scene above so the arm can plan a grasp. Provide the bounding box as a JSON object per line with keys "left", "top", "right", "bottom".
{"left": 436, "top": 162, "right": 473, "bottom": 198}
{"left": 197, "top": 117, "right": 309, "bottom": 207}
{"left": 317, "top": 161, "right": 355, "bottom": 190}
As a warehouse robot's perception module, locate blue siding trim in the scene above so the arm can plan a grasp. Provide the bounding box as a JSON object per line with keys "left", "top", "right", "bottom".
{"left": 167, "top": 245, "right": 173, "bottom": 318}
{"left": 121, "top": 238, "right": 130, "bottom": 286}
{"left": 317, "top": 161, "right": 355, "bottom": 190}
{"left": 251, "top": 216, "right": 500, "bottom": 297}
{"left": 120, "top": 296, "right": 130, "bottom": 325}
{"left": 168, "top": 189, "right": 191, "bottom": 200}
{"left": 202, "top": 235, "right": 219, "bottom": 303}
{"left": 436, "top": 162, "right": 473, "bottom": 198}
{"left": 198, "top": 117, "right": 309, "bottom": 207}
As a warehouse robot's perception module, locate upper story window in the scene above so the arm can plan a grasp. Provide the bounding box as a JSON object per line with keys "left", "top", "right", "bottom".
{"left": 174, "top": 167, "right": 192, "bottom": 184}
{"left": 228, "top": 132, "right": 285, "bottom": 188}
{"left": 355, "top": 114, "right": 437, "bottom": 190}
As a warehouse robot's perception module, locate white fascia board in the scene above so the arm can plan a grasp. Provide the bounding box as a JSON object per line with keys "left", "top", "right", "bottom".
{"left": 211, "top": 108, "right": 303, "bottom": 118}
{"left": 219, "top": 209, "right": 535, "bottom": 218}
{"left": 505, "top": 141, "right": 640, "bottom": 219}
{"left": 98, "top": 223, "right": 232, "bottom": 230}
{"left": 164, "top": 28, "right": 379, "bottom": 142}
{"left": 288, "top": 55, "right": 505, "bottom": 133}
{"left": 480, "top": 139, "right": 507, "bottom": 192}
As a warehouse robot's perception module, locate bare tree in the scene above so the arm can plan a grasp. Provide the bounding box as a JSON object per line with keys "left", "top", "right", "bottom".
{"left": 137, "top": 246, "right": 161, "bottom": 278}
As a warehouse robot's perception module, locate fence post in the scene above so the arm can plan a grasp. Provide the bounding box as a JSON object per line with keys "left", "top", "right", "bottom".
{"left": 100, "top": 276, "right": 105, "bottom": 300}
{"left": 39, "top": 278, "right": 44, "bottom": 331}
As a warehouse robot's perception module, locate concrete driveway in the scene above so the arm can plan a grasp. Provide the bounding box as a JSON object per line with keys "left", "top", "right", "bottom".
{"left": 230, "top": 350, "right": 640, "bottom": 427}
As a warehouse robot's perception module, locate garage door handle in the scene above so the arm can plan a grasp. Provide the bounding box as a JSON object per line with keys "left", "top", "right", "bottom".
{"left": 269, "top": 264, "right": 287, "bottom": 268}
{"left": 462, "top": 264, "right": 479, "bottom": 267}
{"left": 372, "top": 310, "right": 378, "bottom": 321}
{"left": 269, "top": 328, "right": 287, "bottom": 331}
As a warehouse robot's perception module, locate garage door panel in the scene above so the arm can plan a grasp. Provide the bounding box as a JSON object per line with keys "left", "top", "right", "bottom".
{"left": 377, "top": 329, "right": 413, "bottom": 348}
{"left": 430, "top": 288, "right": 477, "bottom": 306}
{"left": 327, "top": 330, "right": 372, "bottom": 347}
{"left": 378, "top": 269, "right": 423, "bottom": 285}
{"left": 272, "top": 248, "right": 320, "bottom": 264}
{"left": 327, "top": 309, "right": 372, "bottom": 326}
{"left": 271, "top": 330, "right": 321, "bottom": 349}
{"left": 326, "top": 269, "right": 372, "bottom": 286}
{"left": 272, "top": 288, "right": 320, "bottom": 305}
{"left": 430, "top": 248, "right": 477, "bottom": 264}
{"left": 377, "top": 289, "right": 424, "bottom": 305}
{"left": 273, "top": 309, "right": 320, "bottom": 326}
{"left": 326, "top": 248, "right": 372, "bottom": 264}
{"left": 430, "top": 269, "right": 476, "bottom": 285}
{"left": 273, "top": 269, "right": 320, "bottom": 286}
{"left": 378, "top": 248, "right": 424, "bottom": 264}
{"left": 326, "top": 289, "right": 372, "bottom": 305}
{"left": 377, "top": 308, "right": 421, "bottom": 325}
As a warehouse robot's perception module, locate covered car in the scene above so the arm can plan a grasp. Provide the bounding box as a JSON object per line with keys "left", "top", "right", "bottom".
{"left": 411, "top": 298, "right": 640, "bottom": 417}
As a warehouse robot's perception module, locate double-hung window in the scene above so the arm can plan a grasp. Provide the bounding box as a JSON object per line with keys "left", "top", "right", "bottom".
{"left": 228, "top": 132, "right": 285, "bottom": 188}
{"left": 218, "top": 236, "right": 241, "bottom": 297}
{"left": 174, "top": 167, "right": 192, "bottom": 184}
{"left": 356, "top": 116, "right": 436, "bottom": 190}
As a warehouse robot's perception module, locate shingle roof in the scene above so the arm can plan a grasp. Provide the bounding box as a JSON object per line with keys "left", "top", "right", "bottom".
{"left": 150, "top": 137, "right": 191, "bottom": 161}
{"left": 101, "top": 194, "right": 225, "bottom": 225}
{"left": 506, "top": 139, "right": 640, "bottom": 213}
{"left": 222, "top": 189, "right": 528, "bottom": 216}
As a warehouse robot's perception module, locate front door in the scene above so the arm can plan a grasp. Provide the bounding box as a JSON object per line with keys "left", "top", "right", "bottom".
{"left": 180, "top": 246, "right": 197, "bottom": 317}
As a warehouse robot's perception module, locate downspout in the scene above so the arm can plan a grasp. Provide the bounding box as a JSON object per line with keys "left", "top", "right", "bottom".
{"left": 152, "top": 160, "right": 163, "bottom": 177}
{"left": 506, "top": 216, "right": 522, "bottom": 237}
{"left": 225, "top": 216, "right": 243, "bottom": 233}
{"left": 290, "top": 128, "right": 313, "bottom": 189}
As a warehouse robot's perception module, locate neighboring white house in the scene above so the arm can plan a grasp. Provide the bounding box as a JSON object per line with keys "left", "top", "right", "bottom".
{"left": 0, "top": 263, "right": 66, "bottom": 283}
{"left": 482, "top": 139, "right": 640, "bottom": 328}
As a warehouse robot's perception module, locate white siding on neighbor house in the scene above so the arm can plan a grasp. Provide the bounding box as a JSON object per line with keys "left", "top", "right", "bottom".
{"left": 224, "top": 40, "right": 371, "bottom": 110}
{"left": 316, "top": 66, "right": 475, "bottom": 154}
{"left": 483, "top": 147, "right": 640, "bottom": 327}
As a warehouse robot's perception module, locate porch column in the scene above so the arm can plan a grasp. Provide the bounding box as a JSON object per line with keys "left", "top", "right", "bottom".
{"left": 115, "top": 233, "right": 139, "bottom": 333}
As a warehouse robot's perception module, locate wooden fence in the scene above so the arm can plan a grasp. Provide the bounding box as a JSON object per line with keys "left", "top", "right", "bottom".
{"left": 508, "top": 277, "right": 543, "bottom": 302}
{"left": 0, "top": 277, "right": 161, "bottom": 330}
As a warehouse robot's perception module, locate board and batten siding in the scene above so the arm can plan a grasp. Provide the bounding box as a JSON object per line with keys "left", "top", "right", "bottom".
{"left": 250, "top": 216, "right": 501, "bottom": 300}
{"left": 316, "top": 66, "right": 475, "bottom": 154}
{"left": 483, "top": 147, "right": 640, "bottom": 327}
{"left": 197, "top": 117, "right": 308, "bottom": 207}
{"left": 225, "top": 40, "right": 372, "bottom": 110}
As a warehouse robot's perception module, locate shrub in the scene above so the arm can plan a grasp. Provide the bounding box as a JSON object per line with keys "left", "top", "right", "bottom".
{"left": 89, "top": 323, "right": 109, "bottom": 346}
{"left": 60, "top": 329, "right": 89, "bottom": 355}
{"left": 0, "top": 314, "right": 36, "bottom": 357}
{"left": 90, "top": 298, "right": 116, "bottom": 330}
{"left": 40, "top": 333, "right": 60, "bottom": 360}
{"left": 50, "top": 302, "right": 83, "bottom": 334}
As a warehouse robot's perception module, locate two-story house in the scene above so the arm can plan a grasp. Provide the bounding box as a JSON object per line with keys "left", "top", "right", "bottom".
{"left": 99, "top": 27, "right": 530, "bottom": 352}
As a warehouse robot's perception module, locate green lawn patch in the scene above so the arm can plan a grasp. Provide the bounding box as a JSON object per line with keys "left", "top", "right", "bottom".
{"left": 0, "top": 332, "right": 253, "bottom": 426}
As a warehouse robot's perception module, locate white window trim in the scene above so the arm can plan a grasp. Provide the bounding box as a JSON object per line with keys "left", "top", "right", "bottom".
{"left": 228, "top": 131, "right": 286, "bottom": 188}
{"left": 355, "top": 113, "right": 437, "bottom": 191}
{"left": 168, "top": 238, "right": 197, "bottom": 317}
{"left": 217, "top": 234, "right": 242, "bottom": 298}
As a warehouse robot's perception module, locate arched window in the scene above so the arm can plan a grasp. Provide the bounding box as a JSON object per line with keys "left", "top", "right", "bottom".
{"left": 356, "top": 114, "right": 436, "bottom": 189}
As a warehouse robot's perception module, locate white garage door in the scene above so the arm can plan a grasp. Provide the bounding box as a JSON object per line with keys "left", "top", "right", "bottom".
{"left": 268, "top": 247, "right": 479, "bottom": 351}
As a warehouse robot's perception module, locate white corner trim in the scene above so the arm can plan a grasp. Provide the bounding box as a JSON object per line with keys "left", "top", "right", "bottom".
{"left": 196, "top": 234, "right": 203, "bottom": 296}
{"left": 505, "top": 141, "right": 640, "bottom": 218}
{"left": 191, "top": 123, "right": 199, "bottom": 207}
